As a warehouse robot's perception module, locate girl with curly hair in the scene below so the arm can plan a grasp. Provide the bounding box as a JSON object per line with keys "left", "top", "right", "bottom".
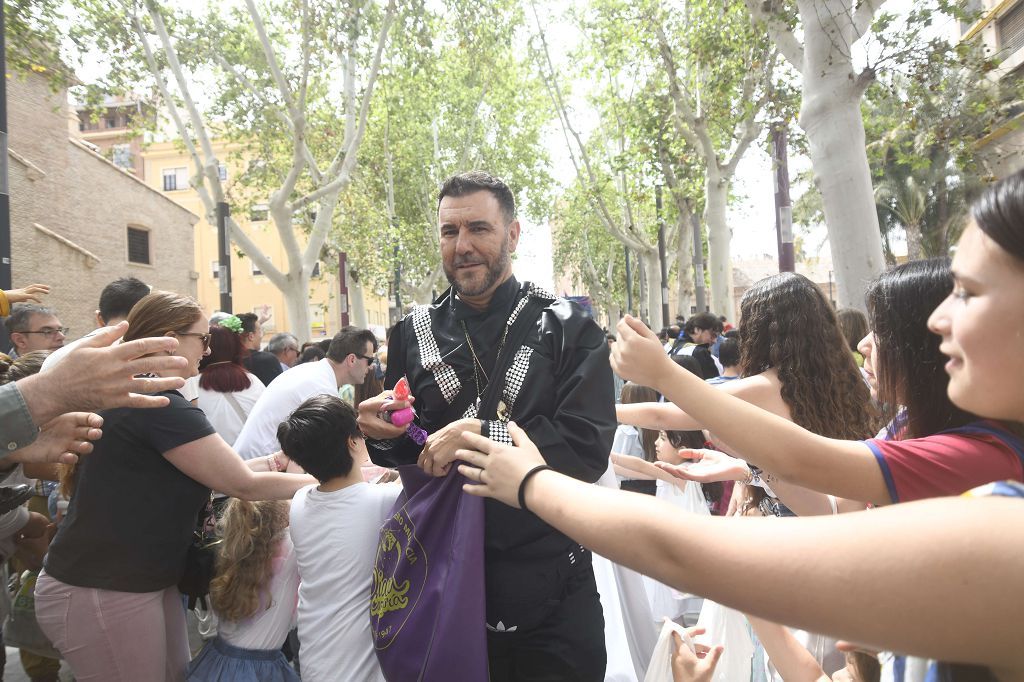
{"left": 617, "top": 272, "right": 876, "bottom": 516}
{"left": 187, "top": 499, "right": 299, "bottom": 682}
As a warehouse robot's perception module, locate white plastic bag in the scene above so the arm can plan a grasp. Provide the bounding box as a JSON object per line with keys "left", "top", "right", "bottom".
{"left": 643, "top": 618, "right": 694, "bottom": 682}
{"left": 694, "top": 600, "right": 754, "bottom": 682}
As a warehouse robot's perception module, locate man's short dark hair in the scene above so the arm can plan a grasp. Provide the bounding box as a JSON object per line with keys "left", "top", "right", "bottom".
{"left": 237, "top": 312, "right": 259, "bottom": 334}
{"left": 684, "top": 312, "right": 723, "bottom": 336}
{"left": 437, "top": 171, "right": 516, "bottom": 223}
{"left": 718, "top": 338, "right": 740, "bottom": 369}
{"left": 277, "top": 395, "right": 360, "bottom": 481}
{"left": 327, "top": 327, "right": 377, "bottom": 363}
{"left": 98, "top": 277, "right": 150, "bottom": 323}
{"left": 5, "top": 304, "right": 55, "bottom": 334}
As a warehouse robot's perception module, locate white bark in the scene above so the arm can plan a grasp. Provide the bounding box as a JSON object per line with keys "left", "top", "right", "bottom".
{"left": 747, "top": 0, "right": 887, "bottom": 312}
{"left": 794, "top": 0, "right": 886, "bottom": 311}
{"left": 704, "top": 171, "right": 734, "bottom": 319}
{"left": 347, "top": 269, "right": 369, "bottom": 329}
{"left": 641, "top": 251, "right": 663, "bottom": 331}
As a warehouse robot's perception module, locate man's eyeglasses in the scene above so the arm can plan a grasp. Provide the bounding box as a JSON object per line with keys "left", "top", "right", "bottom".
{"left": 355, "top": 354, "right": 376, "bottom": 364}
{"left": 16, "top": 327, "right": 69, "bottom": 337}
{"left": 175, "top": 332, "right": 211, "bottom": 351}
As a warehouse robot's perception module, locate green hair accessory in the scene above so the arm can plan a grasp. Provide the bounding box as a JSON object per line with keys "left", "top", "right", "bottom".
{"left": 218, "top": 315, "right": 243, "bottom": 334}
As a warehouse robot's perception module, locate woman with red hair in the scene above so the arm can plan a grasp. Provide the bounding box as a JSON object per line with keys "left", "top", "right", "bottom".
{"left": 198, "top": 318, "right": 266, "bottom": 447}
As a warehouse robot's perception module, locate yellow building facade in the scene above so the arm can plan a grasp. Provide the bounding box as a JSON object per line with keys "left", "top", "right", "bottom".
{"left": 141, "top": 141, "right": 391, "bottom": 340}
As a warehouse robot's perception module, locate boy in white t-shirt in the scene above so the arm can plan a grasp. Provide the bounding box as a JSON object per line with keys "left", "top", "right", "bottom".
{"left": 279, "top": 395, "right": 400, "bottom": 682}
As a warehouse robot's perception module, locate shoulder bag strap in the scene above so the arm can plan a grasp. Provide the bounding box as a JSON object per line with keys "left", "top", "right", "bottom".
{"left": 222, "top": 391, "right": 248, "bottom": 423}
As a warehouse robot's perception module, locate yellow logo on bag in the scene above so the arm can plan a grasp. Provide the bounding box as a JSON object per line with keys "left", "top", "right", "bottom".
{"left": 370, "top": 568, "right": 411, "bottom": 618}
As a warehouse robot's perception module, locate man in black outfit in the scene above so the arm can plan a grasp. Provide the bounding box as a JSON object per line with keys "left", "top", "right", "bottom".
{"left": 238, "top": 312, "right": 283, "bottom": 386}
{"left": 358, "top": 171, "right": 615, "bottom": 681}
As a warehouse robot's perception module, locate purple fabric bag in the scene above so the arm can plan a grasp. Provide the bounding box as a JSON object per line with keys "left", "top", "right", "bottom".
{"left": 371, "top": 464, "right": 488, "bottom": 681}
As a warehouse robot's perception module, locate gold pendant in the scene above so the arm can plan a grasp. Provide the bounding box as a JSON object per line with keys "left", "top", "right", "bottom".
{"left": 497, "top": 400, "right": 509, "bottom": 422}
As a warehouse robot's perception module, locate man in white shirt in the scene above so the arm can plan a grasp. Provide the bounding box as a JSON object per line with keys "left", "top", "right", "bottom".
{"left": 233, "top": 327, "right": 377, "bottom": 460}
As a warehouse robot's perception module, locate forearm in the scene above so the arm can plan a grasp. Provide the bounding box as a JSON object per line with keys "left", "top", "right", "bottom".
{"left": 520, "top": 470, "right": 1024, "bottom": 670}
{"left": 16, "top": 374, "right": 65, "bottom": 427}
{"left": 768, "top": 478, "right": 839, "bottom": 517}
{"left": 745, "top": 615, "right": 829, "bottom": 682}
{"left": 231, "top": 471, "right": 317, "bottom": 501}
{"left": 655, "top": 366, "right": 883, "bottom": 501}
{"left": 616, "top": 402, "right": 700, "bottom": 431}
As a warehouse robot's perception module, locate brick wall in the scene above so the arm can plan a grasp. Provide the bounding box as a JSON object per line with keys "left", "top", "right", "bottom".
{"left": 6, "top": 70, "right": 198, "bottom": 341}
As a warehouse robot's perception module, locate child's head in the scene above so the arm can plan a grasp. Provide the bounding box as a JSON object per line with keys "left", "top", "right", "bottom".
{"left": 277, "top": 394, "right": 365, "bottom": 482}
{"left": 655, "top": 429, "right": 704, "bottom": 464}
{"left": 210, "top": 499, "right": 290, "bottom": 622}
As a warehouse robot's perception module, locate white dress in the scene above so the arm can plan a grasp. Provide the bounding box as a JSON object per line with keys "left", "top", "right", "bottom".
{"left": 593, "top": 463, "right": 658, "bottom": 681}
{"left": 643, "top": 479, "right": 709, "bottom": 626}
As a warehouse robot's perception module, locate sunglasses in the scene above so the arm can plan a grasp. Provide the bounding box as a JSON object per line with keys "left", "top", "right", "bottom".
{"left": 355, "top": 353, "right": 377, "bottom": 363}
{"left": 175, "top": 331, "right": 211, "bottom": 351}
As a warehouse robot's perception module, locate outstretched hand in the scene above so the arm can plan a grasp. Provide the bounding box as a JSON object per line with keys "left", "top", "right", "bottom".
{"left": 656, "top": 448, "right": 751, "bottom": 484}
{"left": 21, "top": 321, "right": 187, "bottom": 425}
{"left": 6, "top": 283, "right": 50, "bottom": 304}
{"left": 457, "top": 422, "right": 545, "bottom": 508}
{"left": 610, "top": 315, "right": 676, "bottom": 390}
{"left": 9, "top": 412, "right": 103, "bottom": 465}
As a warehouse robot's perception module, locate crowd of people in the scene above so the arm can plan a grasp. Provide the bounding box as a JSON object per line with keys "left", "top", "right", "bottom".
{"left": 0, "top": 168, "right": 1019, "bottom": 682}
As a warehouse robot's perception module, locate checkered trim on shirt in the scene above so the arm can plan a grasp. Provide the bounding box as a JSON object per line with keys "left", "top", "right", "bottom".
{"left": 487, "top": 420, "right": 512, "bottom": 445}
{"left": 499, "top": 346, "right": 533, "bottom": 423}
{"left": 411, "top": 304, "right": 462, "bottom": 404}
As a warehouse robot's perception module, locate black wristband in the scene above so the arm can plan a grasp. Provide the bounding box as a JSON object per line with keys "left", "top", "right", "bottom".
{"left": 517, "top": 464, "right": 552, "bottom": 512}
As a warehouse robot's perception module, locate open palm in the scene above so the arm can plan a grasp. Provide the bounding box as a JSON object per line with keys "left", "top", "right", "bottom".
{"left": 655, "top": 448, "right": 749, "bottom": 484}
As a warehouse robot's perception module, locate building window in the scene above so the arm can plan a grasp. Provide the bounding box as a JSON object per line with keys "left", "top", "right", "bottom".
{"left": 218, "top": 164, "right": 228, "bottom": 181}
{"left": 960, "top": 0, "right": 983, "bottom": 34}
{"left": 312, "top": 261, "right": 322, "bottom": 278}
{"left": 112, "top": 144, "right": 132, "bottom": 170}
{"left": 105, "top": 116, "right": 118, "bottom": 129}
{"left": 998, "top": 1, "right": 1024, "bottom": 57}
{"left": 211, "top": 259, "right": 220, "bottom": 279}
{"left": 252, "top": 256, "right": 270, "bottom": 277}
{"left": 162, "top": 166, "right": 188, "bottom": 191}
{"left": 127, "top": 227, "right": 151, "bottom": 265}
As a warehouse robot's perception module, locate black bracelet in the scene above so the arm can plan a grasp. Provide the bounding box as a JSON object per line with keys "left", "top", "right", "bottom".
{"left": 517, "top": 464, "right": 552, "bottom": 512}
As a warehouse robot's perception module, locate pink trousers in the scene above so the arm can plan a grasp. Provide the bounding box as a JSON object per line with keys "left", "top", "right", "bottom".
{"left": 34, "top": 571, "right": 189, "bottom": 682}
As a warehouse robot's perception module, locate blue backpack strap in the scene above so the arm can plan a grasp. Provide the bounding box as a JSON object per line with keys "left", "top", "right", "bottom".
{"left": 938, "top": 422, "right": 1024, "bottom": 466}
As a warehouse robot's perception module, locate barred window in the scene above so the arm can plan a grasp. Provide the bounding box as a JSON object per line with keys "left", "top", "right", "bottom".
{"left": 127, "top": 227, "right": 150, "bottom": 265}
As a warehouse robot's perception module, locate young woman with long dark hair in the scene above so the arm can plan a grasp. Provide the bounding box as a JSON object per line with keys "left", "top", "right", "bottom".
{"left": 617, "top": 272, "right": 877, "bottom": 515}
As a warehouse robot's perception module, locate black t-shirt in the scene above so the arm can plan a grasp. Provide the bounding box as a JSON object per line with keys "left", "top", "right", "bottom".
{"left": 243, "top": 350, "right": 283, "bottom": 387}
{"left": 44, "top": 390, "right": 216, "bottom": 593}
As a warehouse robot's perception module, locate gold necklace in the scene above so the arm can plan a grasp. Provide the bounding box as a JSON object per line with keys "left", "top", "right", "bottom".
{"left": 460, "top": 320, "right": 509, "bottom": 398}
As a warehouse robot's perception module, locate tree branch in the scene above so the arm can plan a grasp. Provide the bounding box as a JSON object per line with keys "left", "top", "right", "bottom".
{"left": 213, "top": 54, "right": 324, "bottom": 183}
{"left": 744, "top": 0, "right": 804, "bottom": 72}
{"left": 654, "top": 22, "right": 718, "bottom": 167}
{"left": 227, "top": 217, "right": 285, "bottom": 284}
{"left": 852, "top": 0, "right": 888, "bottom": 42}
{"left": 243, "top": 0, "right": 295, "bottom": 114}
{"left": 294, "top": 0, "right": 396, "bottom": 213}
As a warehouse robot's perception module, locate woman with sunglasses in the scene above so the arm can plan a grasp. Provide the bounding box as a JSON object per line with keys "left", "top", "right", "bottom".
{"left": 36, "top": 291, "right": 316, "bottom": 682}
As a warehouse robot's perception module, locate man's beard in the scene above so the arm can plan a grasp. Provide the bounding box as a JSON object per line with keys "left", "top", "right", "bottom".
{"left": 444, "top": 241, "right": 511, "bottom": 298}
